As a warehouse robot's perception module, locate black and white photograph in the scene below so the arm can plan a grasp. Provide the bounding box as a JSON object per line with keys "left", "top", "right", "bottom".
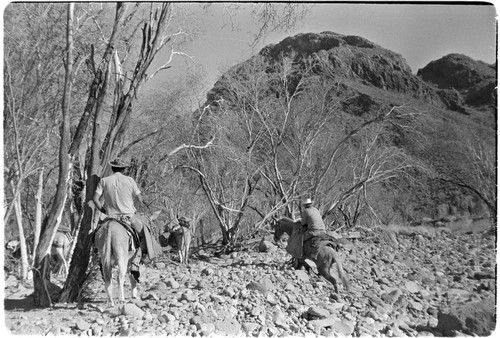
{"left": 3, "top": 2, "right": 497, "bottom": 336}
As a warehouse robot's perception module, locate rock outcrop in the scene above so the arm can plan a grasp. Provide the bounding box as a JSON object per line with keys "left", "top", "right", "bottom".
{"left": 417, "top": 53, "right": 496, "bottom": 110}
{"left": 257, "top": 32, "right": 443, "bottom": 105}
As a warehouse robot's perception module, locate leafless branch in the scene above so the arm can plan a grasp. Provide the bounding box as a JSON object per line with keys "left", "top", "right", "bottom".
{"left": 158, "top": 136, "right": 215, "bottom": 164}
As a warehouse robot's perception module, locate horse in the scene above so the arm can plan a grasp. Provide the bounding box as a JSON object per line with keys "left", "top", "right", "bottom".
{"left": 94, "top": 212, "right": 160, "bottom": 306}
{"left": 272, "top": 217, "right": 350, "bottom": 294}
{"left": 51, "top": 231, "right": 72, "bottom": 276}
{"left": 159, "top": 226, "right": 192, "bottom": 265}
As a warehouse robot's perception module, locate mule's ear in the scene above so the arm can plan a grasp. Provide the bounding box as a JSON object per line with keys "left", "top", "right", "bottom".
{"left": 150, "top": 210, "right": 161, "bottom": 221}
{"left": 268, "top": 218, "right": 275, "bottom": 229}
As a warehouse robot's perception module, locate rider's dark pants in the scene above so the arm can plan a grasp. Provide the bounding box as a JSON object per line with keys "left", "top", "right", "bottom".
{"left": 130, "top": 215, "right": 146, "bottom": 273}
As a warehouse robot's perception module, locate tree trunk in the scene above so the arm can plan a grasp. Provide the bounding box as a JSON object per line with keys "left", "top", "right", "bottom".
{"left": 60, "top": 3, "right": 129, "bottom": 303}
{"left": 68, "top": 4, "right": 127, "bottom": 156}
{"left": 14, "top": 192, "right": 30, "bottom": 280}
{"left": 33, "top": 168, "right": 44, "bottom": 262}
{"left": 33, "top": 3, "right": 73, "bottom": 307}
{"left": 59, "top": 175, "right": 99, "bottom": 303}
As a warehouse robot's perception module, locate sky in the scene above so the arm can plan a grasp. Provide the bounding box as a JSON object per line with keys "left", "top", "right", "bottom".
{"left": 151, "top": 2, "right": 497, "bottom": 92}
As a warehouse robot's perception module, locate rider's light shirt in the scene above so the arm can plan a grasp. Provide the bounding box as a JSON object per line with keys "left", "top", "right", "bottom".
{"left": 95, "top": 172, "right": 141, "bottom": 217}
{"left": 301, "top": 206, "right": 326, "bottom": 233}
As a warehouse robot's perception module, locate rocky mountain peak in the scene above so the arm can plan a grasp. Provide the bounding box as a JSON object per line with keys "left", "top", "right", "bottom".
{"left": 417, "top": 54, "right": 496, "bottom": 109}
{"left": 210, "top": 31, "right": 495, "bottom": 115}
{"left": 254, "top": 31, "right": 440, "bottom": 104}
{"left": 417, "top": 53, "right": 495, "bottom": 89}
{"left": 259, "top": 31, "right": 378, "bottom": 59}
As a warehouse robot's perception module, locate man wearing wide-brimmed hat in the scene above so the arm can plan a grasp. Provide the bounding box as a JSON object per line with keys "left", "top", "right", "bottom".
{"left": 300, "top": 198, "right": 326, "bottom": 242}
{"left": 93, "top": 158, "right": 142, "bottom": 217}
{"left": 93, "top": 157, "right": 146, "bottom": 282}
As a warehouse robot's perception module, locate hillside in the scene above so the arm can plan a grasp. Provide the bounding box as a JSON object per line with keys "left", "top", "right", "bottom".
{"left": 205, "top": 31, "right": 496, "bottom": 226}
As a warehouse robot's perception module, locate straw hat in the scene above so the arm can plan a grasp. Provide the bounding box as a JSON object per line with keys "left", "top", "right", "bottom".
{"left": 109, "top": 157, "right": 129, "bottom": 168}
{"left": 302, "top": 198, "right": 313, "bottom": 205}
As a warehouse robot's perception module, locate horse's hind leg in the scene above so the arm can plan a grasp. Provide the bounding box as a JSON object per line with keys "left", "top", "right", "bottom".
{"left": 116, "top": 248, "right": 130, "bottom": 303}
{"left": 62, "top": 257, "right": 68, "bottom": 277}
{"left": 126, "top": 250, "right": 138, "bottom": 299}
{"left": 185, "top": 241, "right": 190, "bottom": 266}
{"left": 56, "top": 248, "right": 68, "bottom": 276}
{"left": 179, "top": 237, "right": 186, "bottom": 265}
{"left": 60, "top": 249, "right": 69, "bottom": 277}
{"left": 128, "top": 272, "right": 138, "bottom": 299}
{"left": 183, "top": 236, "right": 190, "bottom": 266}
{"left": 178, "top": 249, "right": 183, "bottom": 265}
{"left": 105, "top": 280, "right": 114, "bottom": 306}
{"left": 317, "top": 263, "right": 339, "bottom": 293}
{"left": 101, "top": 261, "right": 114, "bottom": 306}
{"left": 316, "top": 250, "right": 339, "bottom": 294}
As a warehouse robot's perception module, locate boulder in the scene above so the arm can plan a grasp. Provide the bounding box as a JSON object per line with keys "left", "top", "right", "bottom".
{"left": 473, "top": 270, "right": 495, "bottom": 280}
{"left": 241, "top": 322, "right": 260, "bottom": 335}
{"left": 215, "top": 317, "right": 241, "bottom": 336}
{"left": 259, "top": 238, "right": 277, "bottom": 252}
{"left": 436, "top": 297, "right": 496, "bottom": 336}
{"left": 405, "top": 281, "right": 421, "bottom": 293}
{"left": 307, "top": 306, "right": 330, "bottom": 319}
{"left": 121, "top": 303, "right": 145, "bottom": 319}
{"left": 293, "top": 270, "right": 310, "bottom": 282}
{"left": 445, "top": 288, "right": 471, "bottom": 299}
{"left": 381, "top": 288, "right": 402, "bottom": 304}
{"left": 246, "top": 281, "right": 268, "bottom": 296}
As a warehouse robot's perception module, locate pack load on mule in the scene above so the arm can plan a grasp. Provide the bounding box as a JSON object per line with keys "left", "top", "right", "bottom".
{"left": 158, "top": 216, "right": 192, "bottom": 265}
{"left": 92, "top": 157, "right": 162, "bottom": 305}
{"left": 272, "top": 198, "right": 349, "bottom": 293}
{"left": 51, "top": 228, "right": 73, "bottom": 276}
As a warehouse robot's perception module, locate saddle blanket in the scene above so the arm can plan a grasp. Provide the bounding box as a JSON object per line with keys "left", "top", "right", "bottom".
{"left": 99, "top": 217, "right": 140, "bottom": 251}
{"left": 304, "top": 234, "right": 341, "bottom": 259}
{"left": 287, "top": 232, "right": 340, "bottom": 260}
{"left": 286, "top": 227, "right": 304, "bottom": 258}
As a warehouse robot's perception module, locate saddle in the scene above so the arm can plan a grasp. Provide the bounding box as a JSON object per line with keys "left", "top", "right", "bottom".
{"left": 303, "top": 234, "right": 341, "bottom": 259}
{"left": 287, "top": 231, "right": 340, "bottom": 260}
{"left": 100, "top": 217, "right": 141, "bottom": 250}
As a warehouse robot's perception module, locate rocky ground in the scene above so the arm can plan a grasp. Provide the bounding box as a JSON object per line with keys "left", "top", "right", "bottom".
{"left": 3, "top": 221, "right": 496, "bottom": 337}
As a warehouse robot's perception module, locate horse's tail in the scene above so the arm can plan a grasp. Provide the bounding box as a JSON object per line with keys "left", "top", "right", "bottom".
{"left": 334, "top": 251, "right": 350, "bottom": 291}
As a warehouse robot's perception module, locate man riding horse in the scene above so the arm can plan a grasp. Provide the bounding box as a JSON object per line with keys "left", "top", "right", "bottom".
{"left": 92, "top": 157, "right": 159, "bottom": 283}
{"left": 285, "top": 198, "right": 339, "bottom": 265}
{"left": 300, "top": 198, "right": 326, "bottom": 242}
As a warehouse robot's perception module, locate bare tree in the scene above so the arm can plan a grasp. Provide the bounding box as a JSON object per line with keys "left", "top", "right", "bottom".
{"left": 440, "top": 134, "right": 496, "bottom": 227}
{"left": 218, "top": 3, "right": 310, "bottom": 47}
{"left": 61, "top": 3, "right": 193, "bottom": 303}
{"left": 3, "top": 3, "right": 64, "bottom": 225}
{"left": 32, "top": 2, "right": 74, "bottom": 307}
{"left": 180, "top": 100, "right": 261, "bottom": 245}
{"left": 322, "top": 122, "right": 424, "bottom": 227}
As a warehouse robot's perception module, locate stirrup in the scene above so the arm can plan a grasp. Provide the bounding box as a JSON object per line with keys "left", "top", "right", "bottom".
{"left": 131, "top": 270, "right": 140, "bottom": 283}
